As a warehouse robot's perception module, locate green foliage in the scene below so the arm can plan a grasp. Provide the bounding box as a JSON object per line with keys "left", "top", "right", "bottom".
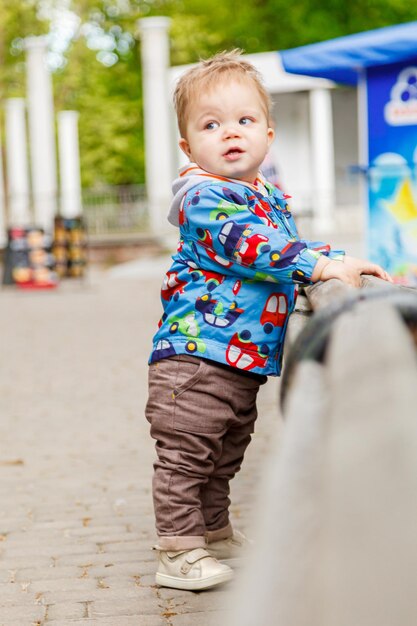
{"left": 163, "top": 0, "right": 417, "bottom": 61}
{"left": 0, "top": 0, "right": 47, "bottom": 100}
{"left": 54, "top": 36, "right": 143, "bottom": 187}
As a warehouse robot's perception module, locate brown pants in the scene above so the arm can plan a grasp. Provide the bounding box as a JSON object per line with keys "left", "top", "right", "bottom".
{"left": 145, "top": 354, "right": 264, "bottom": 550}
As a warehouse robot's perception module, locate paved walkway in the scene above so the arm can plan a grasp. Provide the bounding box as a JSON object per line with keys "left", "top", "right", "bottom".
{"left": 0, "top": 259, "right": 282, "bottom": 626}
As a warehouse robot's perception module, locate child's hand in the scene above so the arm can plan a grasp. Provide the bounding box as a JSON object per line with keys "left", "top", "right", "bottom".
{"left": 342, "top": 255, "right": 393, "bottom": 283}
{"left": 312, "top": 255, "right": 393, "bottom": 287}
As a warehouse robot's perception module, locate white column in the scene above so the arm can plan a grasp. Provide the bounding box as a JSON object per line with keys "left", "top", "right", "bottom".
{"left": 309, "top": 88, "right": 336, "bottom": 234}
{"left": 0, "top": 128, "right": 7, "bottom": 248}
{"left": 5, "top": 98, "right": 31, "bottom": 227}
{"left": 25, "top": 36, "right": 58, "bottom": 233}
{"left": 138, "top": 17, "right": 174, "bottom": 240}
{"left": 357, "top": 72, "right": 370, "bottom": 248}
{"left": 58, "top": 111, "right": 82, "bottom": 218}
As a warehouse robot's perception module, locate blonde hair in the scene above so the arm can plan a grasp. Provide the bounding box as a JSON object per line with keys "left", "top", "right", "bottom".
{"left": 173, "top": 49, "right": 272, "bottom": 137}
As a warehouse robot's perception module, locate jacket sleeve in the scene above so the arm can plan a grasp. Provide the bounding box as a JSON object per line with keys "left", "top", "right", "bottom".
{"left": 180, "top": 183, "right": 344, "bottom": 285}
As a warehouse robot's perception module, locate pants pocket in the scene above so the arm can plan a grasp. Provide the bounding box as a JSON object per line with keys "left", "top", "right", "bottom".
{"left": 145, "top": 357, "right": 204, "bottom": 426}
{"left": 172, "top": 358, "right": 205, "bottom": 398}
{"left": 173, "top": 361, "right": 227, "bottom": 434}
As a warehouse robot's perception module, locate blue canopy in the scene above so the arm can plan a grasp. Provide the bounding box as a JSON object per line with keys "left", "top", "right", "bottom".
{"left": 280, "top": 22, "right": 417, "bottom": 85}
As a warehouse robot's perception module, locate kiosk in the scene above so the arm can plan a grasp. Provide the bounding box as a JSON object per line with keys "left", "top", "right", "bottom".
{"left": 279, "top": 21, "right": 417, "bottom": 285}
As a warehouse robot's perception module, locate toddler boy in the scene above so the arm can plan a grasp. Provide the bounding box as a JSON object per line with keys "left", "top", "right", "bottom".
{"left": 145, "top": 50, "right": 391, "bottom": 591}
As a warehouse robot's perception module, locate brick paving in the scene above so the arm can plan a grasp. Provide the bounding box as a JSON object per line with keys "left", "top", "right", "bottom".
{"left": 0, "top": 258, "right": 282, "bottom": 626}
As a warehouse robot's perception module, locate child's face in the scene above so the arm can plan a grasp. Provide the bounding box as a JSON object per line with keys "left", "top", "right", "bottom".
{"left": 179, "top": 79, "right": 275, "bottom": 183}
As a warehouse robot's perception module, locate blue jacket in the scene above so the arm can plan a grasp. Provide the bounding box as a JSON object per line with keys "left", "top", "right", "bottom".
{"left": 150, "top": 165, "right": 344, "bottom": 376}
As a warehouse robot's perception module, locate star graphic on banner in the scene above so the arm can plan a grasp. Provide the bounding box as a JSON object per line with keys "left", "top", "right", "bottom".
{"left": 385, "top": 178, "right": 417, "bottom": 224}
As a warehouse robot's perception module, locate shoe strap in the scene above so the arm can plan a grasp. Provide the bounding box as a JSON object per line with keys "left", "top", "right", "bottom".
{"left": 185, "top": 548, "right": 212, "bottom": 564}
{"left": 153, "top": 545, "right": 189, "bottom": 557}
{"left": 154, "top": 546, "right": 212, "bottom": 562}
{"left": 178, "top": 548, "right": 212, "bottom": 574}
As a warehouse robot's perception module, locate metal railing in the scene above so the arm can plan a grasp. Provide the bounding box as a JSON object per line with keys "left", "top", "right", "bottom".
{"left": 230, "top": 276, "right": 417, "bottom": 626}
{"left": 81, "top": 184, "right": 149, "bottom": 237}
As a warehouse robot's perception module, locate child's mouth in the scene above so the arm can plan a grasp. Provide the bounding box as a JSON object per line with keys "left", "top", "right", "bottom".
{"left": 224, "top": 148, "right": 243, "bottom": 161}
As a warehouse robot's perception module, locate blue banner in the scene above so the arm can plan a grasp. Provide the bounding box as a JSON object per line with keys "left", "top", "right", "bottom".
{"left": 366, "top": 60, "right": 417, "bottom": 285}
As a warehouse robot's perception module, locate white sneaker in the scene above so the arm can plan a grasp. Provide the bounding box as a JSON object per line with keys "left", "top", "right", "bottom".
{"left": 155, "top": 547, "right": 234, "bottom": 591}
{"left": 207, "top": 530, "right": 252, "bottom": 561}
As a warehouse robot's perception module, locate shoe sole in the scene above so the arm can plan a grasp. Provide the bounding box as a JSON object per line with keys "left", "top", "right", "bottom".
{"left": 155, "top": 568, "right": 233, "bottom": 591}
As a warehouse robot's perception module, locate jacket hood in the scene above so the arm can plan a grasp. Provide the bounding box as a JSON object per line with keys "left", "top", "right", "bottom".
{"left": 167, "top": 163, "right": 266, "bottom": 226}
{"left": 168, "top": 164, "right": 210, "bottom": 226}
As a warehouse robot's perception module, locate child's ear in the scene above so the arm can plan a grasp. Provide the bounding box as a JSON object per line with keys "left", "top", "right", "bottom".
{"left": 179, "top": 138, "right": 192, "bottom": 159}
{"left": 267, "top": 127, "right": 275, "bottom": 147}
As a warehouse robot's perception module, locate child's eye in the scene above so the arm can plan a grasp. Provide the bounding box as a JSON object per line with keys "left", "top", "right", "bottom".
{"left": 205, "top": 121, "right": 219, "bottom": 130}
{"left": 239, "top": 117, "right": 253, "bottom": 125}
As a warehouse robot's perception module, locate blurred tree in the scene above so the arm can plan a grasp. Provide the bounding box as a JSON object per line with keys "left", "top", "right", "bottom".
{"left": 163, "top": 0, "right": 417, "bottom": 61}
{"left": 0, "top": 0, "right": 47, "bottom": 100}
{"left": 0, "top": 0, "right": 47, "bottom": 203}
{"left": 53, "top": 30, "right": 143, "bottom": 187}
{"left": 45, "top": 0, "right": 143, "bottom": 186}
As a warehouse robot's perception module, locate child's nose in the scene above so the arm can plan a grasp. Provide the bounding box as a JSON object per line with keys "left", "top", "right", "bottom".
{"left": 223, "top": 124, "right": 241, "bottom": 139}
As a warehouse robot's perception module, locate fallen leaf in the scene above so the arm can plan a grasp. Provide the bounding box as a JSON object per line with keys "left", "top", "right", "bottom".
{"left": 98, "top": 579, "right": 109, "bottom": 589}
{"left": 0, "top": 459, "right": 24, "bottom": 466}
{"left": 8, "top": 570, "right": 16, "bottom": 583}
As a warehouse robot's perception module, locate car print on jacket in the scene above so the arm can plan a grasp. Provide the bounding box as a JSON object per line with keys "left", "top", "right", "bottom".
{"left": 187, "top": 265, "right": 225, "bottom": 291}
{"left": 209, "top": 199, "right": 245, "bottom": 222}
{"left": 232, "top": 279, "right": 242, "bottom": 295}
{"left": 197, "top": 227, "right": 233, "bottom": 267}
{"left": 161, "top": 271, "right": 187, "bottom": 302}
{"left": 236, "top": 232, "right": 272, "bottom": 266}
{"left": 226, "top": 330, "right": 270, "bottom": 371}
{"left": 260, "top": 293, "right": 288, "bottom": 334}
{"left": 150, "top": 339, "right": 176, "bottom": 363}
{"left": 218, "top": 221, "right": 271, "bottom": 266}
{"left": 208, "top": 187, "right": 252, "bottom": 221}
{"left": 247, "top": 193, "right": 277, "bottom": 229}
{"left": 168, "top": 311, "right": 207, "bottom": 354}
{"left": 269, "top": 240, "right": 307, "bottom": 269}
{"left": 196, "top": 293, "right": 244, "bottom": 328}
